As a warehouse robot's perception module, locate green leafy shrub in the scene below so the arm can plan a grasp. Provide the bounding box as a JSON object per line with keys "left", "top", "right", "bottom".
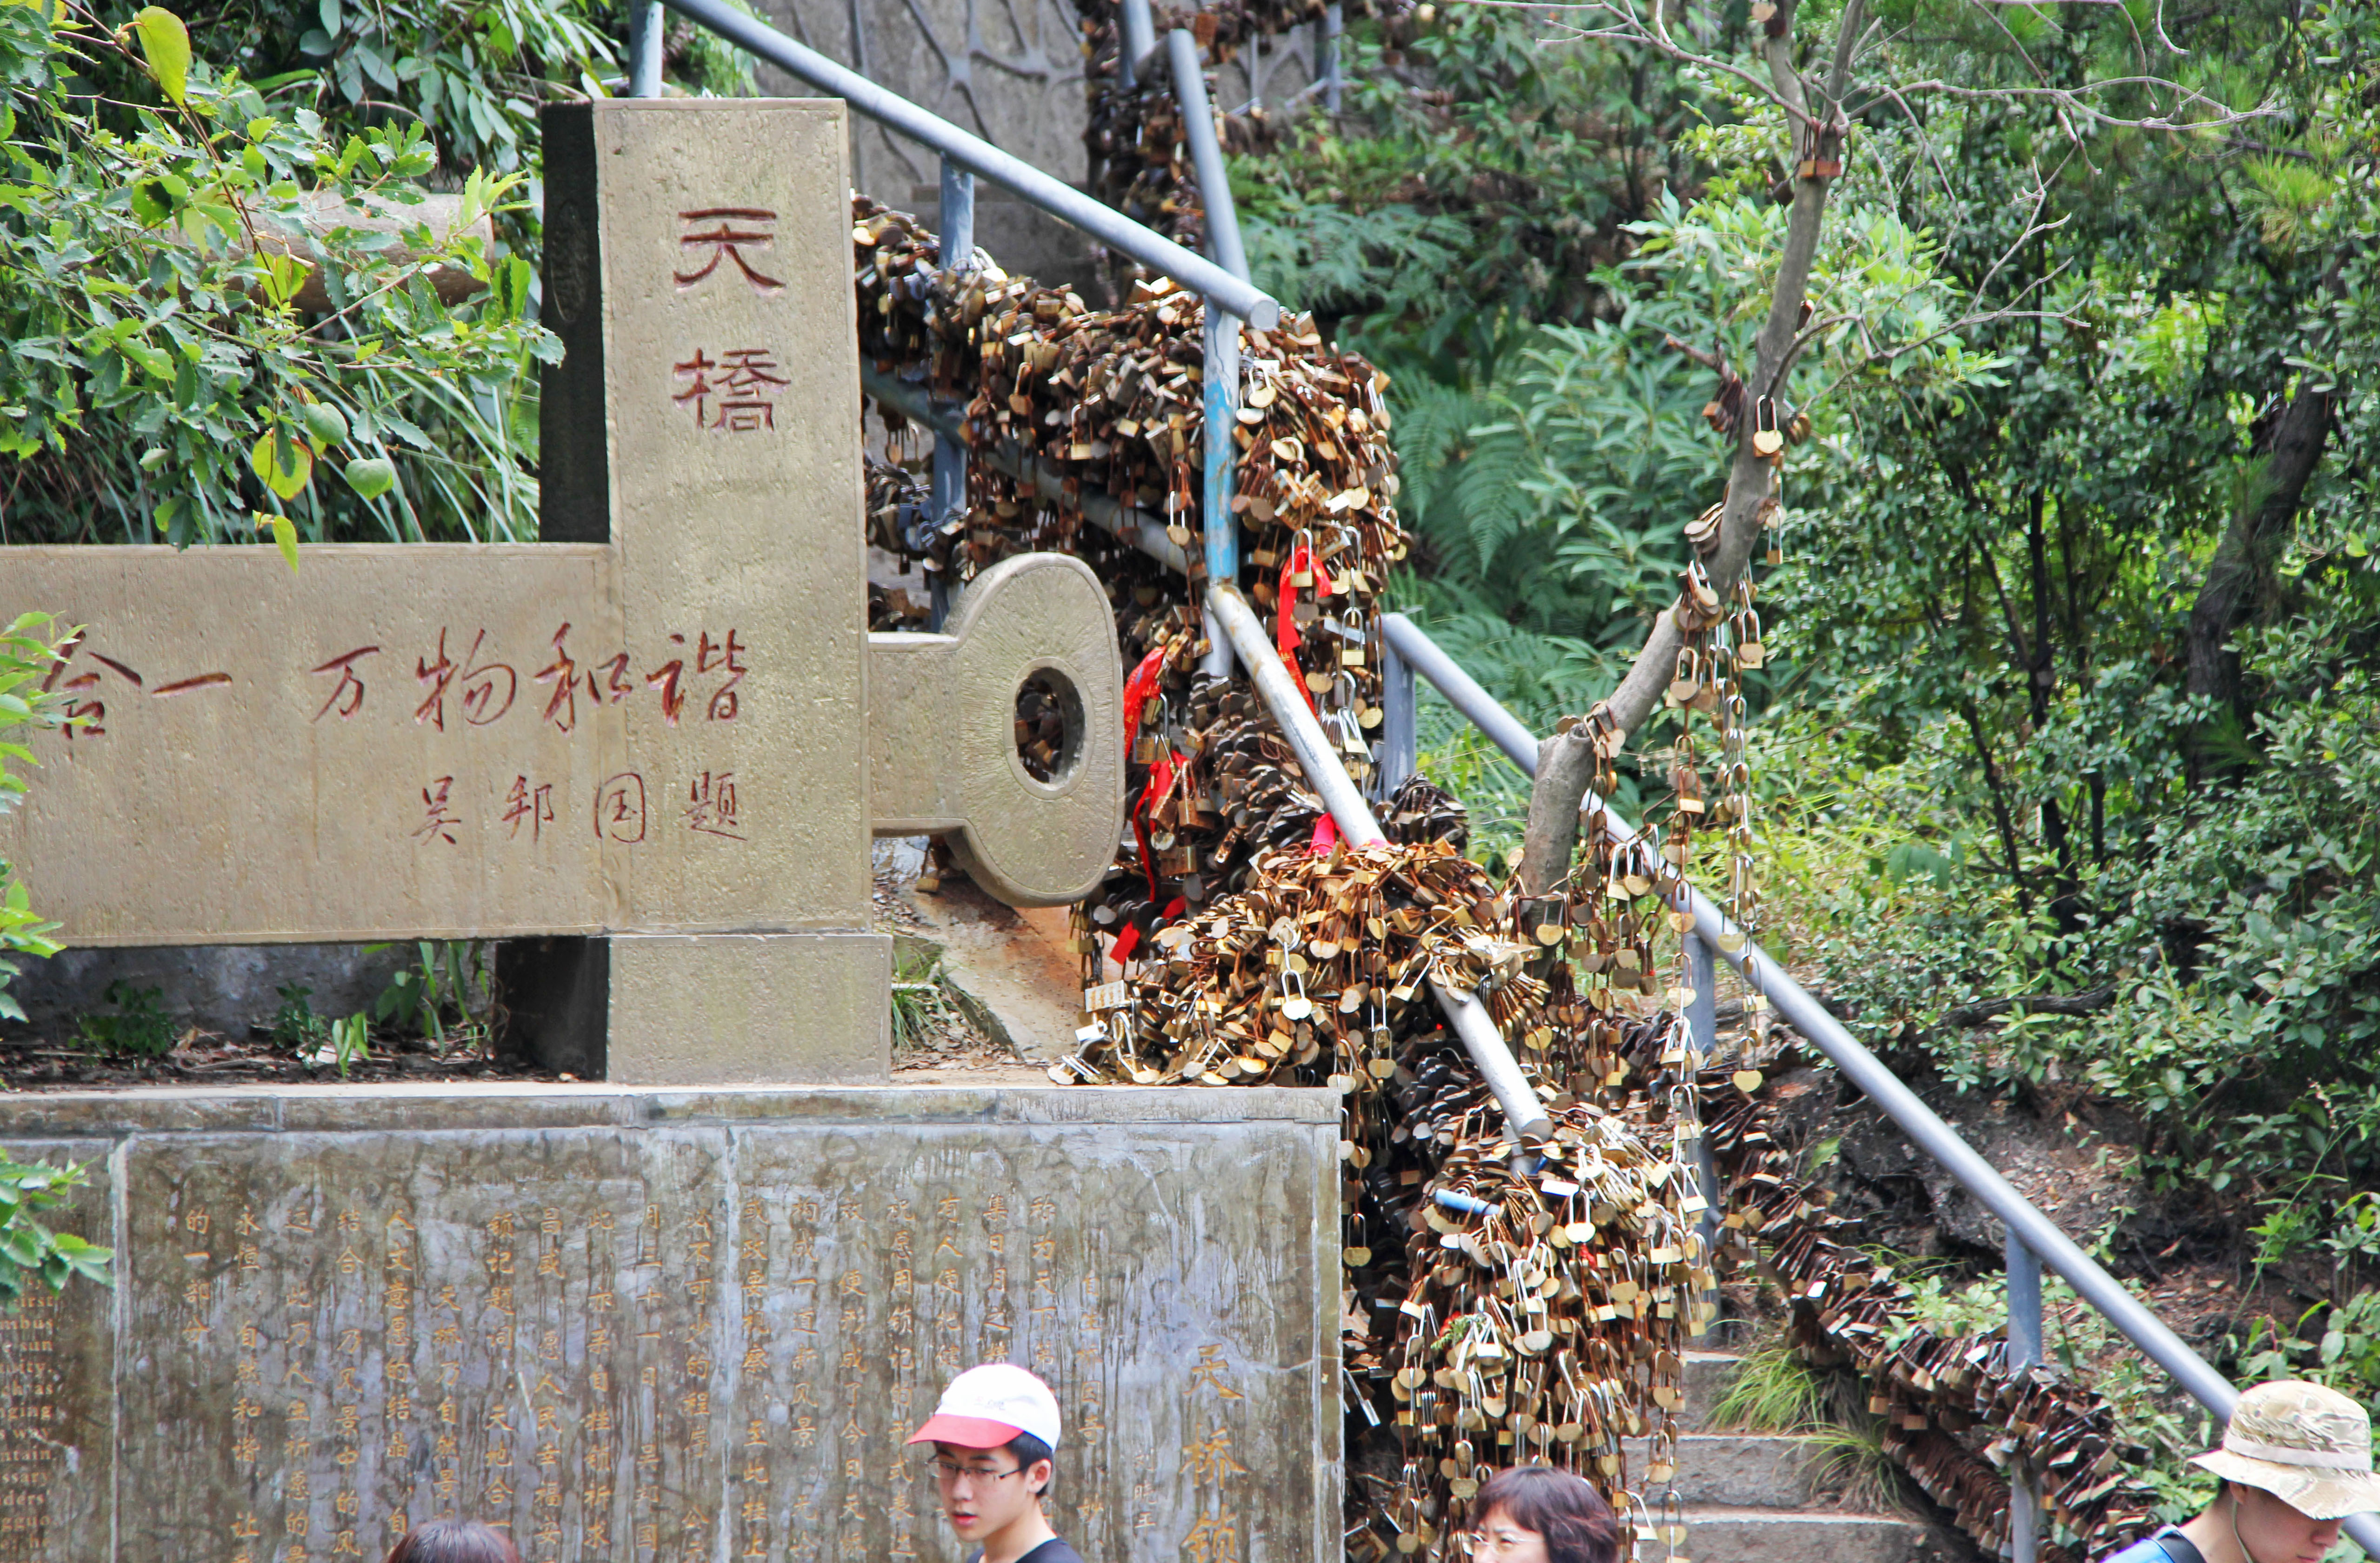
{"left": 75, "top": 979, "right": 177, "bottom": 1057}
{"left": 270, "top": 980, "right": 328, "bottom": 1049}
{"left": 3, "top": 0, "right": 560, "bottom": 546}
{"left": 0, "top": 1160, "right": 113, "bottom": 1304}
{"left": 368, "top": 939, "right": 487, "bottom": 1052}
{"left": 0, "top": 614, "right": 71, "bottom": 1024}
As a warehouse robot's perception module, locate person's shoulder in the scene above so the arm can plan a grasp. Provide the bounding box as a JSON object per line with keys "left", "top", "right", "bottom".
{"left": 1019, "top": 1536, "right": 1087, "bottom": 1563}
{"left": 2099, "top": 1529, "right": 2202, "bottom": 1563}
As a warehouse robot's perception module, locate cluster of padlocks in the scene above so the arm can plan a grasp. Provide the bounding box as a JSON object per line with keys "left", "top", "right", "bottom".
{"left": 847, "top": 33, "right": 2162, "bottom": 1556}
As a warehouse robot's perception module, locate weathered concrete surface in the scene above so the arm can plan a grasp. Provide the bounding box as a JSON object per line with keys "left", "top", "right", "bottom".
{"left": 0, "top": 1084, "right": 1340, "bottom": 1563}
{"left": 897, "top": 877, "right": 1088, "bottom": 1062}
{"left": 3, "top": 941, "right": 410, "bottom": 1042}
{"left": 608, "top": 931, "right": 892, "bottom": 1084}
{"left": 869, "top": 553, "right": 1124, "bottom": 908}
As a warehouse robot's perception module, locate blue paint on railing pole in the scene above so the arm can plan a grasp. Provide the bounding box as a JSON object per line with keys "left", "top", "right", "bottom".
{"left": 1201, "top": 305, "right": 1241, "bottom": 678}
{"left": 929, "top": 154, "right": 974, "bottom": 631}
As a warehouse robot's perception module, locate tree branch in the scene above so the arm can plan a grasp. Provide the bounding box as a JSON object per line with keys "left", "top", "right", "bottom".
{"left": 1941, "top": 984, "right": 2115, "bottom": 1029}
{"left": 1516, "top": 725, "right": 1606, "bottom": 898}
{"left": 1597, "top": 0, "right": 1862, "bottom": 747}
{"left": 2182, "top": 377, "right": 2338, "bottom": 740}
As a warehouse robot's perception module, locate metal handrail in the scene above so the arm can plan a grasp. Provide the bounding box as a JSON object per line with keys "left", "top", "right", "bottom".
{"left": 637, "top": 0, "right": 1282, "bottom": 330}
{"left": 613, "top": 7, "right": 2373, "bottom": 1553}
{"left": 1205, "top": 591, "right": 1552, "bottom": 1141}
{"left": 1378, "top": 611, "right": 2380, "bottom": 1559}
{"left": 859, "top": 371, "right": 1548, "bottom": 1139}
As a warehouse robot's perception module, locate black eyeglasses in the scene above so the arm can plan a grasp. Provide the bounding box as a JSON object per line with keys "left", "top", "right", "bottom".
{"left": 930, "top": 1458, "right": 1027, "bottom": 1483}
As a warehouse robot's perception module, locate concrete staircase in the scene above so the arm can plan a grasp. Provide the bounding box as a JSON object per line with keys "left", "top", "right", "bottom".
{"left": 1660, "top": 1349, "right": 1937, "bottom": 1563}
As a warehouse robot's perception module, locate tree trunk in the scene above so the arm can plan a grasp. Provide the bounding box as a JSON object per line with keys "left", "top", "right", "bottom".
{"left": 2182, "top": 381, "right": 2335, "bottom": 737}
{"left": 1521, "top": 0, "right": 1862, "bottom": 881}
{"left": 1598, "top": 0, "right": 1862, "bottom": 745}
{"left": 1516, "top": 729, "right": 1602, "bottom": 897}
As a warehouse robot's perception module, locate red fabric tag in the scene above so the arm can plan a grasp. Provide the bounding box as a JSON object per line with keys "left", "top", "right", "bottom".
{"left": 1276, "top": 545, "right": 1329, "bottom": 712}
{"left": 1129, "top": 748, "right": 1184, "bottom": 902}
{"left": 1121, "top": 645, "right": 1167, "bottom": 747}
{"left": 1110, "top": 922, "right": 1140, "bottom": 963}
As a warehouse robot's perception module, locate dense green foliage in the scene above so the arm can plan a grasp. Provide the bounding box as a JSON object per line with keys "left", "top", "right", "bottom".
{"left": 0, "top": 1159, "right": 112, "bottom": 1304}
{"left": 1238, "top": 0, "right": 2380, "bottom": 1427}
{"left": 0, "top": 614, "right": 69, "bottom": 1025}
{"left": 1, "top": 0, "right": 752, "bottom": 547}
{"left": 0, "top": 621, "right": 111, "bottom": 1303}
{"left": 1, "top": 0, "right": 567, "bottom": 545}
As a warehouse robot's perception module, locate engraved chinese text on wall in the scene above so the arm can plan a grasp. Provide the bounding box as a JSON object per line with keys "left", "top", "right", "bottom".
{"left": 71, "top": 1122, "right": 1324, "bottom": 1563}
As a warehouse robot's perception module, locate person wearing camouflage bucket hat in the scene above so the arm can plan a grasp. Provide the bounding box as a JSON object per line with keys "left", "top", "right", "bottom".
{"left": 2099, "top": 1382, "right": 2380, "bottom": 1563}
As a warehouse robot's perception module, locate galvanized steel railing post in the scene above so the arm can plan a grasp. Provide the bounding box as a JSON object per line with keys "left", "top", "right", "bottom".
{"left": 1167, "top": 30, "right": 1250, "bottom": 284}
{"left": 2008, "top": 1233, "right": 2044, "bottom": 1563}
{"left": 928, "top": 155, "right": 975, "bottom": 631}
{"left": 1320, "top": 2, "right": 1342, "bottom": 111}
{"left": 1201, "top": 305, "right": 1241, "bottom": 678}
{"left": 1379, "top": 632, "right": 1416, "bottom": 798}
{"left": 628, "top": 0, "right": 665, "bottom": 95}
{"left": 1685, "top": 928, "right": 1722, "bottom": 1260}
{"left": 1155, "top": 17, "right": 1251, "bottom": 681}
{"left": 1120, "top": 0, "right": 1159, "bottom": 83}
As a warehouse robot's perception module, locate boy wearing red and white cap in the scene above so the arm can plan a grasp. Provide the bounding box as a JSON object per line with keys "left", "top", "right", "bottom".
{"left": 908, "top": 1363, "right": 1084, "bottom": 1563}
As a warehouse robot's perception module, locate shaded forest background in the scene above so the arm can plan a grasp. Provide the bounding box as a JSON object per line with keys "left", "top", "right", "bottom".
{"left": 1228, "top": 0, "right": 2380, "bottom": 1485}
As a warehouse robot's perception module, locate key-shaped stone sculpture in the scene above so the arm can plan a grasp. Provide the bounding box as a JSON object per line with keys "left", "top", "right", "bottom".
{"left": 0, "top": 99, "right": 1121, "bottom": 1084}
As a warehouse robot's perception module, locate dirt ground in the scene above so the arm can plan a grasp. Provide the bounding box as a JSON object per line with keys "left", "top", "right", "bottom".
{"left": 0, "top": 865, "right": 1031, "bottom": 1093}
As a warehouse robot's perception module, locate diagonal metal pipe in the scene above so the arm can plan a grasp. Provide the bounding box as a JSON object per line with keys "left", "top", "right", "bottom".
{"left": 1378, "top": 610, "right": 2380, "bottom": 1556}
{"left": 1166, "top": 28, "right": 1250, "bottom": 284}
{"left": 862, "top": 368, "right": 1549, "bottom": 1141}
{"left": 654, "top": 0, "right": 1281, "bottom": 328}
{"left": 1206, "top": 588, "right": 1551, "bottom": 1143}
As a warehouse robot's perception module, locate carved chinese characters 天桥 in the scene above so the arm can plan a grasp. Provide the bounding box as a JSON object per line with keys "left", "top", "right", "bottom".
{"left": 674, "top": 207, "right": 785, "bottom": 293}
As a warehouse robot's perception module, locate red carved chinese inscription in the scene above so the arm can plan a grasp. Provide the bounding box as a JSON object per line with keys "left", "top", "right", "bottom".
{"left": 698, "top": 630, "right": 746, "bottom": 721}
{"left": 310, "top": 647, "right": 380, "bottom": 722}
{"left": 415, "top": 630, "right": 517, "bottom": 730}
{"left": 672, "top": 349, "right": 788, "bottom": 432}
{"left": 683, "top": 771, "right": 743, "bottom": 840}
{"left": 594, "top": 773, "right": 647, "bottom": 844}
{"left": 412, "top": 777, "right": 461, "bottom": 846}
{"left": 646, "top": 636, "right": 687, "bottom": 727}
{"left": 534, "top": 625, "right": 580, "bottom": 733}
{"left": 673, "top": 208, "right": 784, "bottom": 292}
{"left": 502, "top": 777, "right": 556, "bottom": 842}
{"left": 38, "top": 631, "right": 228, "bottom": 745}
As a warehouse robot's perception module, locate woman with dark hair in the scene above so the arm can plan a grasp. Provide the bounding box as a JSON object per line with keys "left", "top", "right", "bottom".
{"left": 1466, "top": 1467, "right": 1622, "bottom": 1563}
{"left": 381, "top": 1520, "right": 521, "bottom": 1563}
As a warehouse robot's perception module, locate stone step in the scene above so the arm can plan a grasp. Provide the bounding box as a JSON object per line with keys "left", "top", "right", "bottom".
{"left": 1681, "top": 1509, "right": 1930, "bottom": 1563}
{"left": 1630, "top": 1434, "right": 1821, "bottom": 1507}
{"left": 1676, "top": 1350, "right": 1740, "bottom": 1434}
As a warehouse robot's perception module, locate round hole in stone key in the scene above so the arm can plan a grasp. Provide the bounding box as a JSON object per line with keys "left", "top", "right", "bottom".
{"left": 1013, "top": 668, "right": 1084, "bottom": 786}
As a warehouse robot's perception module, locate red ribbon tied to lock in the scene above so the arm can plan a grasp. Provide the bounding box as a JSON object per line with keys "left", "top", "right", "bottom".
{"left": 1120, "top": 645, "right": 1167, "bottom": 750}
{"left": 1276, "top": 544, "right": 1330, "bottom": 713}
{"left": 1130, "top": 746, "right": 1185, "bottom": 903}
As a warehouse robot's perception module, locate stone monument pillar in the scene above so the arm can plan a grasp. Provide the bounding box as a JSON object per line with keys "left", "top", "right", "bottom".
{"left": 0, "top": 99, "right": 1123, "bottom": 1085}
